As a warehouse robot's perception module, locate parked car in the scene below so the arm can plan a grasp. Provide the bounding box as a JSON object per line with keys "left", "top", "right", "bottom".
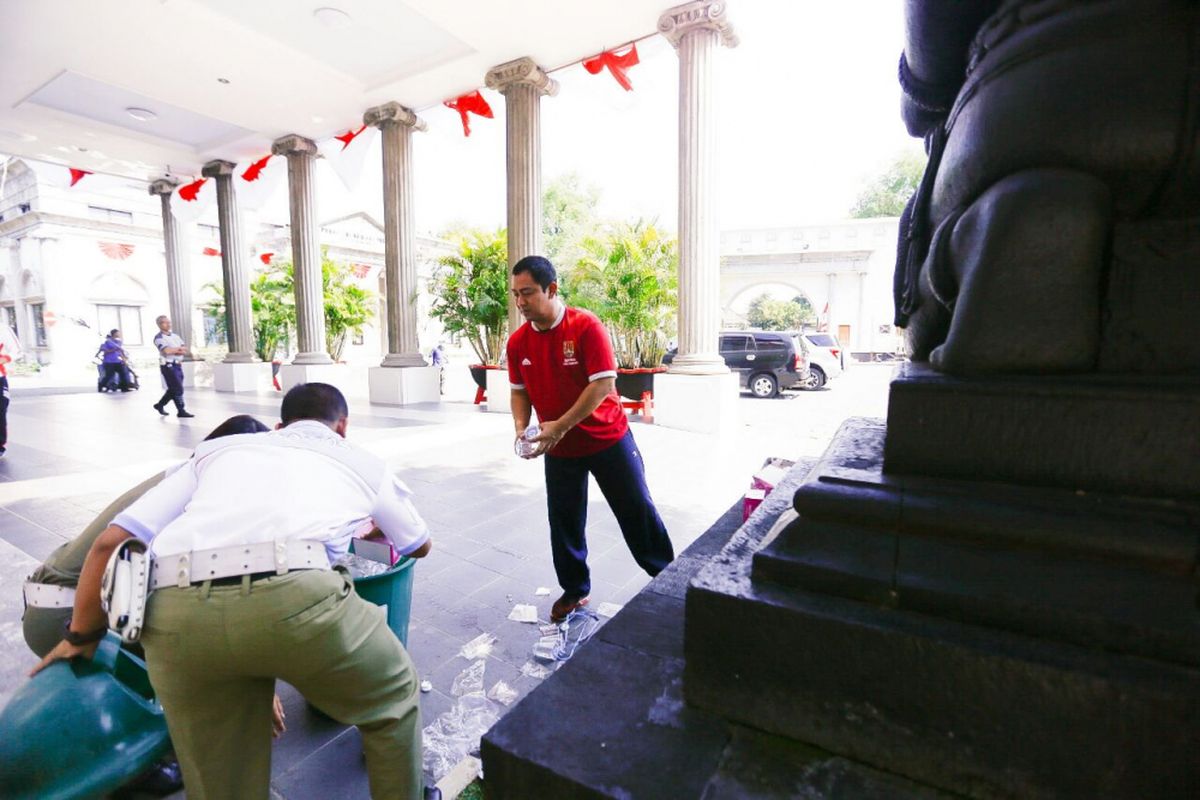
{"left": 795, "top": 332, "right": 844, "bottom": 390}
{"left": 663, "top": 331, "right": 810, "bottom": 398}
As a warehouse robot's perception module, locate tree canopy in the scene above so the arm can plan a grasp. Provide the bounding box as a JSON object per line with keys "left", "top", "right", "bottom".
{"left": 746, "top": 293, "right": 816, "bottom": 331}
{"left": 849, "top": 151, "right": 927, "bottom": 218}
{"left": 542, "top": 172, "right": 601, "bottom": 269}
{"left": 428, "top": 228, "right": 509, "bottom": 365}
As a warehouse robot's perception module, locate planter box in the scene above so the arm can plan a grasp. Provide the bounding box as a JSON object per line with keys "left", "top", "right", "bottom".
{"left": 615, "top": 367, "right": 666, "bottom": 401}
{"left": 469, "top": 363, "right": 502, "bottom": 390}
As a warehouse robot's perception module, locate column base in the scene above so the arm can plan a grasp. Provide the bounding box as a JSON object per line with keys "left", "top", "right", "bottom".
{"left": 667, "top": 354, "right": 730, "bottom": 376}
{"left": 292, "top": 352, "right": 334, "bottom": 366}
{"left": 653, "top": 372, "right": 739, "bottom": 434}
{"left": 277, "top": 363, "right": 356, "bottom": 398}
{"left": 180, "top": 360, "right": 202, "bottom": 389}
{"left": 221, "top": 352, "right": 258, "bottom": 364}
{"left": 485, "top": 369, "right": 512, "bottom": 414}
{"left": 212, "top": 361, "right": 270, "bottom": 393}
{"left": 380, "top": 352, "right": 427, "bottom": 368}
{"left": 368, "top": 366, "right": 440, "bottom": 406}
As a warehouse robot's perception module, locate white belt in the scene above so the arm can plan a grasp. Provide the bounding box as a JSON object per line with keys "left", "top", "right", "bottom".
{"left": 23, "top": 582, "right": 76, "bottom": 609}
{"left": 150, "top": 539, "right": 330, "bottom": 591}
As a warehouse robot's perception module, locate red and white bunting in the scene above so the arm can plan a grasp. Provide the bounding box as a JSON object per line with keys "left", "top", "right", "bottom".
{"left": 583, "top": 44, "right": 640, "bottom": 91}
{"left": 318, "top": 124, "right": 378, "bottom": 192}
{"left": 98, "top": 241, "right": 135, "bottom": 260}
{"left": 170, "top": 177, "right": 215, "bottom": 224}
{"left": 444, "top": 91, "right": 493, "bottom": 137}
{"left": 259, "top": 252, "right": 275, "bottom": 265}
{"left": 202, "top": 246, "right": 222, "bottom": 257}
{"left": 234, "top": 154, "right": 287, "bottom": 211}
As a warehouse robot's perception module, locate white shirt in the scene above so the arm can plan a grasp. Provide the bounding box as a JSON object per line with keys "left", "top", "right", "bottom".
{"left": 113, "top": 421, "right": 429, "bottom": 562}
{"left": 154, "top": 330, "right": 185, "bottom": 364}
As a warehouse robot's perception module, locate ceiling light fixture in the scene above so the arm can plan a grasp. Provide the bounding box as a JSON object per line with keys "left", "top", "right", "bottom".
{"left": 218, "top": 77, "right": 231, "bottom": 85}
{"left": 126, "top": 107, "right": 157, "bottom": 122}
{"left": 313, "top": 7, "right": 352, "bottom": 29}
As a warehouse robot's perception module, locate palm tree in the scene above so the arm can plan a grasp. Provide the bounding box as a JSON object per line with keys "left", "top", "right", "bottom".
{"left": 428, "top": 229, "right": 509, "bottom": 365}
{"left": 564, "top": 221, "right": 678, "bottom": 368}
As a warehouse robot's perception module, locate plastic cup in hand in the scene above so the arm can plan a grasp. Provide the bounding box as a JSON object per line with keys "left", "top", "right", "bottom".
{"left": 514, "top": 424, "right": 540, "bottom": 457}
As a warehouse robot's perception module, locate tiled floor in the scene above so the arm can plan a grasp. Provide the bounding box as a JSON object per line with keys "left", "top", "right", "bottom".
{"left": 0, "top": 365, "right": 893, "bottom": 797}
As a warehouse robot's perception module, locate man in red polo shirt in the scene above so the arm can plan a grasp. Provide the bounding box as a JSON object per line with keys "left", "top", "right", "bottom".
{"left": 507, "top": 255, "right": 674, "bottom": 622}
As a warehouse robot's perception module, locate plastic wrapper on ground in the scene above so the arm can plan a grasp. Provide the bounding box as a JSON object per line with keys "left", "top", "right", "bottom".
{"left": 421, "top": 692, "right": 500, "bottom": 782}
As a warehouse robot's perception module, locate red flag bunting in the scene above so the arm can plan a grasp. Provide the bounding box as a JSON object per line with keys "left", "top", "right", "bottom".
{"left": 98, "top": 241, "right": 134, "bottom": 260}
{"left": 260, "top": 252, "right": 274, "bottom": 265}
{"left": 241, "top": 155, "right": 271, "bottom": 182}
{"left": 335, "top": 125, "right": 367, "bottom": 151}
{"left": 583, "top": 44, "right": 640, "bottom": 91}
{"left": 202, "top": 247, "right": 222, "bottom": 257}
{"left": 444, "top": 91, "right": 493, "bottom": 137}
{"left": 68, "top": 167, "right": 93, "bottom": 187}
{"left": 179, "top": 178, "right": 207, "bottom": 202}
{"left": 350, "top": 263, "right": 371, "bottom": 279}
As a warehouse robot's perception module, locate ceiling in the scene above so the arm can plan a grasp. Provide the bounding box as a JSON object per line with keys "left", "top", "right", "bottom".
{"left": 0, "top": 0, "right": 668, "bottom": 182}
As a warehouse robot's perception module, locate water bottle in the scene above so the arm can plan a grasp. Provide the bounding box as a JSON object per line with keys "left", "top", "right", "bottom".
{"left": 514, "top": 423, "right": 540, "bottom": 457}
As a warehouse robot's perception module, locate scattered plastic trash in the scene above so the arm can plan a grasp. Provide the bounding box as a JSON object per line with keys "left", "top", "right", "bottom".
{"left": 458, "top": 633, "right": 496, "bottom": 660}
{"left": 514, "top": 423, "right": 540, "bottom": 457}
{"left": 534, "top": 587, "right": 552, "bottom": 596}
{"left": 451, "top": 660, "right": 486, "bottom": 697}
{"left": 420, "top": 680, "right": 433, "bottom": 693}
{"left": 537, "top": 622, "right": 560, "bottom": 636}
{"left": 520, "top": 661, "right": 553, "bottom": 680}
{"left": 487, "top": 680, "right": 519, "bottom": 707}
{"left": 532, "top": 607, "right": 601, "bottom": 663}
{"left": 507, "top": 604, "right": 538, "bottom": 623}
{"left": 422, "top": 693, "right": 499, "bottom": 782}
{"left": 595, "top": 602, "right": 623, "bottom": 618}
{"left": 332, "top": 552, "right": 390, "bottom": 579}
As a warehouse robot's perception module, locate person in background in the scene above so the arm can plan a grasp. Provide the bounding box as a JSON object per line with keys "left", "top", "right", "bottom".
{"left": 0, "top": 324, "right": 21, "bottom": 457}
{"left": 430, "top": 343, "right": 448, "bottom": 395}
{"left": 152, "top": 315, "right": 193, "bottom": 419}
{"left": 96, "top": 329, "right": 133, "bottom": 392}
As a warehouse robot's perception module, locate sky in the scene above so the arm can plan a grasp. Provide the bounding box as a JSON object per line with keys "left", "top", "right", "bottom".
{"left": 312, "top": 1, "right": 920, "bottom": 237}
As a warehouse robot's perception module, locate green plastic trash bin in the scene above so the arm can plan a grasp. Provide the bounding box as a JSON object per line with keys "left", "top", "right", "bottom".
{"left": 351, "top": 554, "right": 416, "bottom": 648}
{"left": 0, "top": 633, "right": 171, "bottom": 800}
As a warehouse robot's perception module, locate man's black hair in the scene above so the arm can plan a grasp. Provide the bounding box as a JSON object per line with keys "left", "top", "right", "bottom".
{"left": 512, "top": 255, "right": 557, "bottom": 290}
{"left": 204, "top": 414, "right": 270, "bottom": 440}
{"left": 280, "top": 382, "right": 349, "bottom": 425}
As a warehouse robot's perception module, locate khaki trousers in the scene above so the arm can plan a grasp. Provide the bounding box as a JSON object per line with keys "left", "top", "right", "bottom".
{"left": 141, "top": 569, "right": 422, "bottom": 800}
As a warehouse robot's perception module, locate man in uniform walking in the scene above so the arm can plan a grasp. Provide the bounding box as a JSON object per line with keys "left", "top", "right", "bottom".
{"left": 33, "top": 383, "right": 433, "bottom": 799}
{"left": 152, "top": 314, "right": 193, "bottom": 418}
{"left": 506, "top": 255, "right": 675, "bottom": 622}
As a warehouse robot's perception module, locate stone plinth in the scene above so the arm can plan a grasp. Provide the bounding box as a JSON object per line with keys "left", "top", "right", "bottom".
{"left": 485, "top": 369, "right": 512, "bottom": 414}
{"left": 277, "top": 364, "right": 355, "bottom": 398}
{"left": 685, "top": 417, "right": 1200, "bottom": 799}
{"left": 212, "top": 362, "right": 270, "bottom": 394}
{"left": 367, "top": 366, "right": 439, "bottom": 406}
{"left": 651, "top": 372, "right": 739, "bottom": 434}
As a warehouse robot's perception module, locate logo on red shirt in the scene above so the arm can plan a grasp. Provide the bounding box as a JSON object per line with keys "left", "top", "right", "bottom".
{"left": 563, "top": 340, "right": 578, "bottom": 366}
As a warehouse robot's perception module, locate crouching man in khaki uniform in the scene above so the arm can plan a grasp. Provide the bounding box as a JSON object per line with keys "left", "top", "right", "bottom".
{"left": 33, "top": 383, "right": 433, "bottom": 800}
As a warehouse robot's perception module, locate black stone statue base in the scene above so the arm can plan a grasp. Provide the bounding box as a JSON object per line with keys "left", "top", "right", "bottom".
{"left": 686, "top": 414, "right": 1199, "bottom": 799}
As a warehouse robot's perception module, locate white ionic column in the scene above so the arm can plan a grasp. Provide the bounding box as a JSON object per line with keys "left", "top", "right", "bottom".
{"left": 653, "top": 0, "right": 740, "bottom": 434}
{"left": 486, "top": 57, "right": 558, "bottom": 336}
{"left": 272, "top": 134, "right": 331, "bottom": 366}
{"left": 148, "top": 178, "right": 194, "bottom": 354}
{"left": 660, "top": 0, "right": 737, "bottom": 376}
{"left": 201, "top": 161, "right": 256, "bottom": 364}
{"left": 364, "top": 102, "right": 440, "bottom": 405}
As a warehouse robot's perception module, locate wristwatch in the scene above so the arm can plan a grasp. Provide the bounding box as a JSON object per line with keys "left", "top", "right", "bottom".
{"left": 62, "top": 619, "right": 108, "bottom": 646}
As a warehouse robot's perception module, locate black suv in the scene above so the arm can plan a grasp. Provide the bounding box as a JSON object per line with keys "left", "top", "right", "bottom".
{"left": 663, "top": 331, "right": 810, "bottom": 398}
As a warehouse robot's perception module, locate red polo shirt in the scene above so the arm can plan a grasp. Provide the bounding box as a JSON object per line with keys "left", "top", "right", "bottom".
{"left": 507, "top": 306, "right": 627, "bottom": 458}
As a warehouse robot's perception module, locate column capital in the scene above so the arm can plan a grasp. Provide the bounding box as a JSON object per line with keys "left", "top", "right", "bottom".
{"left": 364, "top": 101, "right": 427, "bottom": 132}
{"left": 271, "top": 134, "right": 318, "bottom": 157}
{"left": 200, "top": 160, "right": 238, "bottom": 179}
{"left": 148, "top": 177, "right": 180, "bottom": 197}
{"left": 485, "top": 57, "right": 559, "bottom": 97}
{"left": 658, "top": 0, "right": 738, "bottom": 49}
